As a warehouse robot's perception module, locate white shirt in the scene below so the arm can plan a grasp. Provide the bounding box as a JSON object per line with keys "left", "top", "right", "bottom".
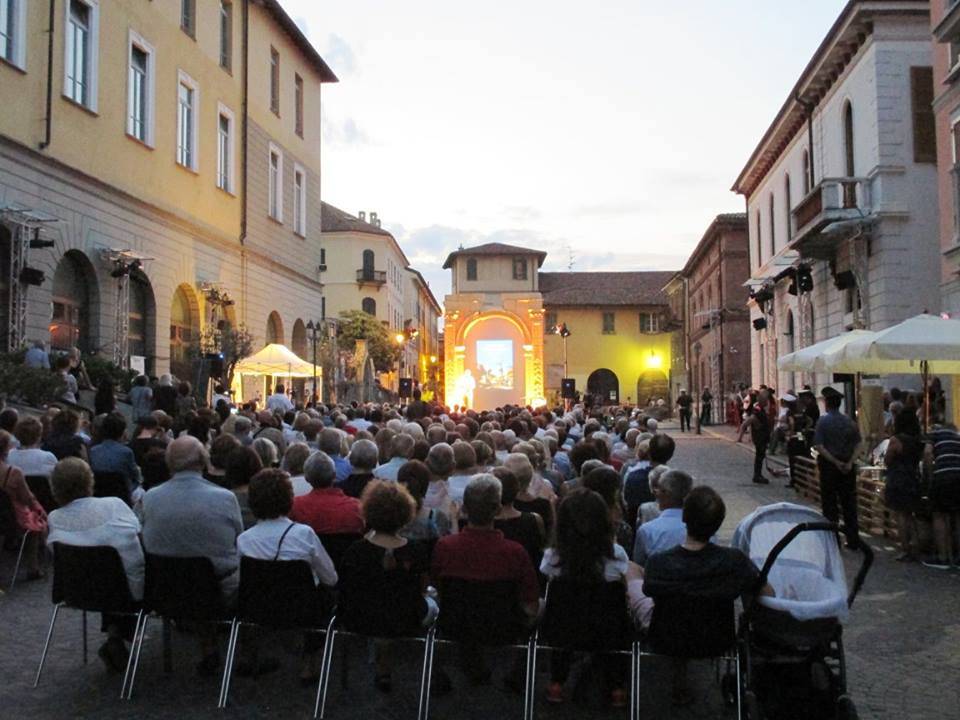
{"left": 8, "top": 447, "right": 58, "bottom": 479}
{"left": 237, "top": 517, "right": 337, "bottom": 587}
{"left": 47, "top": 496, "right": 146, "bottom": 600}
{"left": 265, "top": 393, "right": 294, "bottom": 413}
{"left": 212, "top": 393, "right": 231, "bottom": 409}
{"left": 290, "top": 474, "right": 312, "bottom": 497}
{"left": 540, "top": 544, "right": 630, "bottom": 582}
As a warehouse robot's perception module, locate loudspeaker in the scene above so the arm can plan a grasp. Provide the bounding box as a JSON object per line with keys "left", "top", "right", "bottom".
{"left": 753, "top": 318, "right": 767, "bottom": 331}
{"left": 399, "top": 378, "right": 413, "bottom": 399}
{"left": 561, "top": 378, "right": 576, "bottom": 399}
{"left": 205, "top": 353, "right": 225, "bottom": 379}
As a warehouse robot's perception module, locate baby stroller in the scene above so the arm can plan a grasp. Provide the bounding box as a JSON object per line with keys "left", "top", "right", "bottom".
{"left": 732, "top": 503, "right": 873, "bottom": 720}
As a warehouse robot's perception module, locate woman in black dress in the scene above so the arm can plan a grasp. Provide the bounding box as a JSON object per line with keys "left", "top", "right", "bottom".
{"left": 339, "top": 481, "right": 436, "bottom": 692}
{"left": 883, "top": 410, "right": 923, "bottom": 561}
{"left": 492, "top": 467, "right": 545, "bottom": 569}
{"left": 505, "top": 452, "right": 555, "bottom": 540}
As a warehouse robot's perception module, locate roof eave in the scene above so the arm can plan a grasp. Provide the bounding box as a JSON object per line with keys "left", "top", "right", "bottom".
{"left": 258, "top": 0, "right": 339, "bottom": 83}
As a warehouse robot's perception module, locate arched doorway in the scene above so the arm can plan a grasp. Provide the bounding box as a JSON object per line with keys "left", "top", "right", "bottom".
{"left": 266, "top": 311, "right": 283, "bottom": 345}
{"left": 637, "top": 370, "right": 669, "bottom": 408}
{"left": 128, "top": 271, "right": 157, "bottom": 375}
{"left": 587, "top": 368, "right": 619, "bottom": 405}
{"left": 50, "top": 250, "right": 99, "bottom": 353}
{"left": 461, "top": 314, "right": 527, "bottom": 409}
{"left": 170, "top": 284, "right": 200, "bottom": 381}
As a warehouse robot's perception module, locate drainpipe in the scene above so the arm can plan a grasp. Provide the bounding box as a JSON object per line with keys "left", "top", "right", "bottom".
{"left": 239, "top": 0, "right": 249, "bottom": 323}
{"left": 38, "top": 0, "right": 56, "bottom": 150}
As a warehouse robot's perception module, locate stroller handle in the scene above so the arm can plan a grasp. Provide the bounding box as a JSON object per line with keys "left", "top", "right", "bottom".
{"left": 755, "top": 522, "right": 874, "bottom": 609}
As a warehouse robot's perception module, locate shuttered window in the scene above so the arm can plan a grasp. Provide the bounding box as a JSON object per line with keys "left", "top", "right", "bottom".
{"left": 911, "top": 66, "right": 936, "bottom": 164}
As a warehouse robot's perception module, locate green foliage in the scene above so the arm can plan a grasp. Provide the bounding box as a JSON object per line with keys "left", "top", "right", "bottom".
{"left": 85, "top": 355, "right": 138, "bottom": 392}
{"left": 0, "top": 358, "right": 66, "bottom": 407}
{"left": 336, "top": 310, "right": 401, "bottom": 373}
{"left": 189, "top": 324, "right": 256, "bottom": 385}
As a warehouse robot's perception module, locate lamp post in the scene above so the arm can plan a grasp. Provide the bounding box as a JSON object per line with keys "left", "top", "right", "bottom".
{"left": 305, "top": 320, "right": 320, "bottom": 405}
{"left": 395, "top": 332, "right": 406, "bottom": 394}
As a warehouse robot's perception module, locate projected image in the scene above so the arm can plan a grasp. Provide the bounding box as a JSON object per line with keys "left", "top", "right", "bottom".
{"left": 476, "top": 340, "right": 514, "bottom": 390}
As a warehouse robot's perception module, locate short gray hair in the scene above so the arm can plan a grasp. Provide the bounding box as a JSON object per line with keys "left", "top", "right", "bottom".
{"left": 426, "top": 442, "right": 455, "bottom": 478}
{"left": 304, "top": 451, "right": 337, "bottom": 488}
{"left": 349, "top": 439, "right": 379, "bottom": 471}
{"left": 648, "top": 464, "right": 672, "bottom": 492}
{"left": 659, "top": 469, "right": 693, "bottom": 505}
{"left": 252, "top": 437, "right": 279, "bottom": 468}
{"left": 390, "top": 433, "right": 415, "bottom": 459}
{"left": 319, "top": 427, "right": 343, "bottom": 455}
{"left": 165, "top": 435, "right": 208, "bottom": 474}
{"left": 281, "top": 442, "right": 312, "bottom": 476}
{"left": 463, "top": 473, "right": 502, "bottom": 526}
{"left": 503, "top": 452, "right": 534, "bottom": 488}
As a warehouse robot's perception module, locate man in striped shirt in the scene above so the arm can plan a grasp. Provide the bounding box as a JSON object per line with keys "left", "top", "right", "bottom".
{"left": 925, "top": 425, "right": 960, "bottom": 569}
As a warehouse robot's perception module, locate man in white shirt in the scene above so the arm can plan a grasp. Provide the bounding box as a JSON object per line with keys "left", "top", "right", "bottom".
{"left": 374, "top": 434, "right": 414, "bottom": 481}
{"left": 634, "top": 470, "right": 696, "bottom": 565}
{"left": 265, "top": 384, "right": 294, "bottom": 414}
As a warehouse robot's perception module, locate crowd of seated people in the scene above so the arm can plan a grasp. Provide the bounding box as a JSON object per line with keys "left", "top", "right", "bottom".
{"left": 0, "top": 386, "right": 777, "bottom": 709}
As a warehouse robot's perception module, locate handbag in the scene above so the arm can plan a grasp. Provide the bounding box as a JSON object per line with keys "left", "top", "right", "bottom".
{"left": 1, "top": 467, "right": 48, "bottom": 533}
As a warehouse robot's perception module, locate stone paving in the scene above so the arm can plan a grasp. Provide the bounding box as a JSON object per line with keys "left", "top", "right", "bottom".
{"left": 1, "top": 429, "right": 958, "bottom": 719}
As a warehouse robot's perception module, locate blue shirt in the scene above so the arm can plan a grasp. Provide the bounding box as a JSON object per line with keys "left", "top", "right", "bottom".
{"left": 813, "top": 409, "right": 861, "bottom": 463}
{"left": 24, "top": 346, "right": 50, "bottom": 369}
{"left": 89, "top": 439, "right": 143, "bottom": 494}
{"left": 333, "top": 455, "right": 353, "bottom": 483}
{"left": 633, "top": 507, "right": 687, "bottom": 565}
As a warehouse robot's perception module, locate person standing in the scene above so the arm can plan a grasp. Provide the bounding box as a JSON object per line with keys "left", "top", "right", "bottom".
{"left": 812, "top": 387, "right": 862, "bottom": 549}
{"left": 676, "top": 390, "right": 693, "bottom": 433}
{"left": 24, "top": 340, "right": 50, "bottom": 370}
{"left": 749, "top": 390, "right": 772, "bottom": 484}
{"left": 699, "top": 388, "right": 712, "bottom": 427}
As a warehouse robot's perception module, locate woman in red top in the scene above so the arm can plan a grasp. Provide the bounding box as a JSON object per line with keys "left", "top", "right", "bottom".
{"left": 0, "top": 429, "right": 48, "bottom": 580}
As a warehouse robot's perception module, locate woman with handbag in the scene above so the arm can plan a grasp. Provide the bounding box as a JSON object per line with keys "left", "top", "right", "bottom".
{"left": 0, "top": 429, "right": 48, "bottom": 580}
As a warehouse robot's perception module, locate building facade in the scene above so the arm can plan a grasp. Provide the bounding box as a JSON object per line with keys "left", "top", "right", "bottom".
{"left": 680, "top": 213, "right": 751, "bottom": 421}
{"left": 663, "top": 273, "right": 688, "bottom": 404}
{"left": 0, "top": 0, "right": 336, "bottom": 383}
{"left": 733, "top": 0, "right": 938, "bottom": 393}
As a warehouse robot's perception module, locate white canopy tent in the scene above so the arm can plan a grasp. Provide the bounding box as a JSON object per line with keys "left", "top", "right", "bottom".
{"left": 234, "top": 343, "right": 317, "bottom": 377}
{"left": 828, "top": 314, "right": 960, "bottom": 375}
{"left": 777, "top": 329, "right": 876, "bottom": 374}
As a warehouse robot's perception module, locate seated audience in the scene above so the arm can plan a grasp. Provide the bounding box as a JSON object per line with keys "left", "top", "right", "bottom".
{"left": 251, "top": 437, "right": 279, "bottom": 470}
{"left": 374, "top": 433, "right": 415, "bottom": 482}
{"left": 319, "top": 428, "right": 352, "bottom": 482}
{"left": 43, "top": 410, "right": 88, "bottom": 462}
{"left": 424, "top": 442, "right": 457, "bottom": 520}
{"left": 624, "top": 433, "right": 675, "bottom": 531}
{"left": 339, "top": 439, "right": 378, "bottom": 499}
{"left": 492, "top": 466, "right": 545, "bottom": 569}
{"left": 224, "top": 446, "right": 264, "bottom": 529}
{"left": 582, "top": 466, "right": 633, "bottom": 553}
{"left": 89, "top": 412, "right": 143, "bottom": 500}
{"left": 291, "top": 451, "right": 364, "bottom": 535}
{"left": 398, "top": 459, "right": 453, "bottom": 541}
{"left": 8, "top": 416, "right": 58, "bottom": 479}
{"left": 633, "top": 470, "right": 694, "bottom": 565}
{"left": 205, "top": 433, "right": 241, "bottom": 487}
{"left": 0, "top": 429, "right": 48, "bottom": 579}
{"left": 447, "top": 440, "right": 479, "bottom": 504}
{"left": 505, "top": 452, "right": 555, "bottom": 539}
{"left": 281, "top": 441, "right": 314, "bottom": 496}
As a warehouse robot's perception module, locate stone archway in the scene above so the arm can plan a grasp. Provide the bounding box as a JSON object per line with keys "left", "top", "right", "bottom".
{"left": 170, "top": 284, "right": 200, "bottom": 381}
{"left": 587, "top": 368, "right": 620, "bottom": 405}
{"left": 637, "top": 370, "right": 669, "bottom": 407}
{"left": 50, "top": 250, "right": 100, "bottom": 353}
{"left": 128, "top": 270, "right": 157, "bottom": 375}
{"left": 266, "top": 311, "right": 284, "bottom": 345}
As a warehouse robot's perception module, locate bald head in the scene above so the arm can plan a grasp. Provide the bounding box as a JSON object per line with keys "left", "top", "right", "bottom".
{"left": 165, "top": 435, "right": 208, "bottom": 474}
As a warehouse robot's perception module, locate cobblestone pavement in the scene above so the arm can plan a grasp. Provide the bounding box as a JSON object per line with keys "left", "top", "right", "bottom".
{"left": 1, "top": 429, "right": 958, "bottom": 720}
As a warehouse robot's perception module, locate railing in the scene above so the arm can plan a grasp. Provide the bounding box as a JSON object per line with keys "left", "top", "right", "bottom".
{"left": 791, "top": 177, "right": 872, "bottom": 239}
{"left": 356, "top": 269, "right": 387, "bottom": 285}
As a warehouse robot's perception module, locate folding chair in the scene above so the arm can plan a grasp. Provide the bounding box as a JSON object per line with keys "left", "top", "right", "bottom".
{"left": 316, "top": 533, "right": 363, "bottom": 572}
{"left": 24, "top": 475, "right": 57, "bottom": 513}
{"left": 33, "top": 543, "right": 144, "bottom": 700}
{"left": 92, "top": 471, "right": 132, "bottom": 506}
{"left": 528, "top": 579, "right": 640, "bottom": 720}
{"left": 219, "top": 556, "right": 334, "bottom": 709}
{"left": 125, "top": 553, "right": 233, "bottom": 699}
{"left": 0, "top": 490, "right": 31, "bottom": 590}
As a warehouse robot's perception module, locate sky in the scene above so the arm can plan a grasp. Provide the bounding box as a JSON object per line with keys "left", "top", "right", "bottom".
{"left": 280, "top": 0, "right": 849, "bottom": 300}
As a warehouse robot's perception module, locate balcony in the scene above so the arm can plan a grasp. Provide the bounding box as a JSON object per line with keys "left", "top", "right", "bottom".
{"left": 934, "top": 0, "right": 960, "bottom": 45}
{"left": 356, "top": 269, "right": 386, "bottom": 286}
{"left": 790, "top": 177, "right": 872, "bottom": 259}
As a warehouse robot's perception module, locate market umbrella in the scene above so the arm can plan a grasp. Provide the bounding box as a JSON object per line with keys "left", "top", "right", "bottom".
{"left": 777, "top": 329, "right": 876, "bottom": 373}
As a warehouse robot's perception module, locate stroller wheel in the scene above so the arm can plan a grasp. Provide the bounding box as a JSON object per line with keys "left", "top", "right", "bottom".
{"left": 720, "top": 672, "right": 737, "bottom": 707}
{"left": 836, "top": 696, "right": 859, "bottom": 720}
{"left": 744, "top": 690, "right": 764, "bottom": 720}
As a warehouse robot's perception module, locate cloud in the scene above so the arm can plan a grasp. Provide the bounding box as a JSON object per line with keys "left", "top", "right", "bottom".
{"left": 322, "top": 109, "right": 372, "bottom": 147}
{"left": 502, "top": 205, "right": 541, "bottom": 223}
{"left": 576, "top": 199, "right": 657, "bottom": 217}
{"left": 323, "top": 33, "right": 357, "bottom": 77}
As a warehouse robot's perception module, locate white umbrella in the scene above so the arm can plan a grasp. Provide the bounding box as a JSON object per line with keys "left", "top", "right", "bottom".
{"left": 777, "top": 329, "right": 876, "bottom": 373}
{"left": 831, "top": 314, "right": 960, "bottom": 375}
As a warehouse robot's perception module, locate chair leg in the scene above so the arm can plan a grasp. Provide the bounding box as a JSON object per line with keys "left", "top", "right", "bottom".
{"left": 523, "top": 636, "right": 538, "bottom": 720}
{"left": 735, "top": 648, "right": 743, "bottom": 720}
{"left": 313, "top": 617, "right": 337, "bottom": 720}
{"left": 416, "top": 627, "right": 437, "bottom": 720}
{"left": 120, "top": 611, "right": 146, "bottom": 700}
{"left": 33, "top": 603, "right": 63, "bottom": 687}
{"left": 124, "top": 614, "right": 150, "bottom": 700}
{"left": 81, "top": 611, "right": 88, "bottom": 665}
{"left": 10, "top": 530, "right": 28, "bottom": 590}
{"left": 218, "top": 619, "right": 241, "bottom": 709}
{"left": 631, "top": 642, "right": 640, "bottom": 720}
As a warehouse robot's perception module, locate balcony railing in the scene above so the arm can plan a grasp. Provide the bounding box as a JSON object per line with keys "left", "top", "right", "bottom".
{"left": 790, "top": 177, "right": 872, "bottom": 255}
{"left": 356, "top": 269, "right": 387, "bottom": 285}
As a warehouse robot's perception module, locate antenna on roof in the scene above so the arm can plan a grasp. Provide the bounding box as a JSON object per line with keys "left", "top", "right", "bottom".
{"left": 565, "top": 244, "right": 575, "bottom": 272}
{"left": 458, "top": 244, "right": 464, "bottom": 250}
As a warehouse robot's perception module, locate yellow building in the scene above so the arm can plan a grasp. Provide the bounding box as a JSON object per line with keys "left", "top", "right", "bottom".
{"left": 0, "top": 0, "right": 336, "bottom": 384}
{"left": 442, "top": 242, "right": 676, "bottom": 409}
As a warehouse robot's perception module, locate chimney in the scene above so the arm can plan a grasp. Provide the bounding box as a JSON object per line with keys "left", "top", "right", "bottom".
{"left": 358, "top": 211, "right": 366, "bottom": 222}
{"left": 370, "top": 211, "right": 380, "bottom": 227}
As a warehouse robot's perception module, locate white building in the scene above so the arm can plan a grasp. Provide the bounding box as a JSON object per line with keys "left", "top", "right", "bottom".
{"left": 733, "top": 0, "right": 938, "bottom": 393}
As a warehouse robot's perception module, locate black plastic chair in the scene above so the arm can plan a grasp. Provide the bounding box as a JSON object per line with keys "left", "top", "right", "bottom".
{"left": 530, "top": 579, "right": 640, "bottom": 720}
{"left": 219, "top": 557, "right": 334, "bottom": 709}
{"left": 316, "top": 533, "right": 363, "bottom": 572}
{"left": 125, "top": 554, "right": 233, "bottom": 698}
{"left": 92, "top": 471, "right": 132, "bottom": 506}
{"left": 24, "top": 475, "right": 58, "bottom": 513}
{"left": 33, "top": 543, "right": 144, "bottom": 700}
{"left": 0, "top": 490, "right": 31, "bottom": 590}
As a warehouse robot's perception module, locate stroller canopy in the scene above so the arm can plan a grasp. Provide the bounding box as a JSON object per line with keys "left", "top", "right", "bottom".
{"left": 732, "top": 503, "right": 849, "bottom": 623}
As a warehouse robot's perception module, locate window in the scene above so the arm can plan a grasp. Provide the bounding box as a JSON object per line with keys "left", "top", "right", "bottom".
{"left": 321, "top": 296, "right": 326, "bottom": 320}
{"left": 180, "top": 0, "right": 195, "bottom": 37}
{"left": 952, "top": 119, "right": 960, "bottom": 233}
{"left": 639, "top": 312, "right": 659, "bottom": 334}
{"left": 544, "top": 311, "right": 557, "bottom": 333}
{"left": 466, "top": 257, "right": 477, "bottom": 280}
{"left": 217, "top": 105, "right": 235, "bottom": 192}
{"left": 293, "top": 164, "right": 306, "bottom": 236}
{"left": 784, "top": 174, "right": 792, "bottom": 240}
{"left": 270, "top": 47, "right": 280, "bottom": 115}
{"left": 843, "top": 101, "right": 855, "bottom": 176}
{"left": 362, "top": 297, "right": 376, "bottom": 316}
{"left": 911, "top": 67, "right": 936, "bottom": 163}
{"left": 127, "top": 33, "right": 154, "bottom": 145}
{"left": 602, "top": 312, "right": 615, "bottom": 334}
{"left": 268, "top": 144, "right": 283, "bottom": 221}
{"left": 512, "top": 257, "right": 527, "bottom": 281}
{"left": 802, "top": 149, "right": 811, "bottom": 195}
{"left": 951, "top": 40, "right": 960, "bottom": 72}
{"left": 295, "top": 73, "right": 304, "bottom": 136}
{"left": 219, "top": 1, "right": 232, "bottom": 70}
{"left": 755, "top": 210, "right": 762, "bottom": 268}
{"left": 65, "top": 0, "right": 98, "bottom": 110}
{"left": 319, "top": 248, "right": 326, "bottom": 266}
{"left": 0, "top": 0, "right": 26, "bottom": 68}
{"left": 768, "top": 193, "right": 776, "bottom": 255}
{"left": 176, "top": 71, "right": 198, "bottom": 170}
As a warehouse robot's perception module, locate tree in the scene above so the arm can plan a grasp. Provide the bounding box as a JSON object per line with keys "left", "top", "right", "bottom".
{"left": 191, "top": 323, "right": 255, "bottom": 387}
{"left": 336, "top": 310, "right": 401, "bottom": 373}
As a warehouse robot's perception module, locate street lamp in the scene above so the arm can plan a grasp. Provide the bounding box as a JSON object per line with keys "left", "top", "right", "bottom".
{"left": 549, "top": 322, "right": 571, "bottom": 377}
{"left": 305, "top": 320, "right": 320, "bottom": 405}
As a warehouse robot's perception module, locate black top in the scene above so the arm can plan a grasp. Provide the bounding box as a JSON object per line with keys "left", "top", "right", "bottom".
{"left": 338, "top": 539, "right": 429, "bottom": 637}
{"left": 643, "top": 544, "right": 760, "bottom": 601}
{"left": 515, "top": 496, "right": 553, "bottom": 538}
{"left": 338, "top": 472, "right": 375, "bottom": 499}
{"left": 43, "top": 432, "right": 86, "bottom": 461}
{"left": 677, "top": 395, "right": 692, "bottom": 409}
{"left": 129, "top": 437, "right": 167, "bottom": 467}
{"left": 153, "top": 385, "right": 178, "bottom": 415}
{"left": 495, "top": 513, "right": 544, "bottom": 568}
